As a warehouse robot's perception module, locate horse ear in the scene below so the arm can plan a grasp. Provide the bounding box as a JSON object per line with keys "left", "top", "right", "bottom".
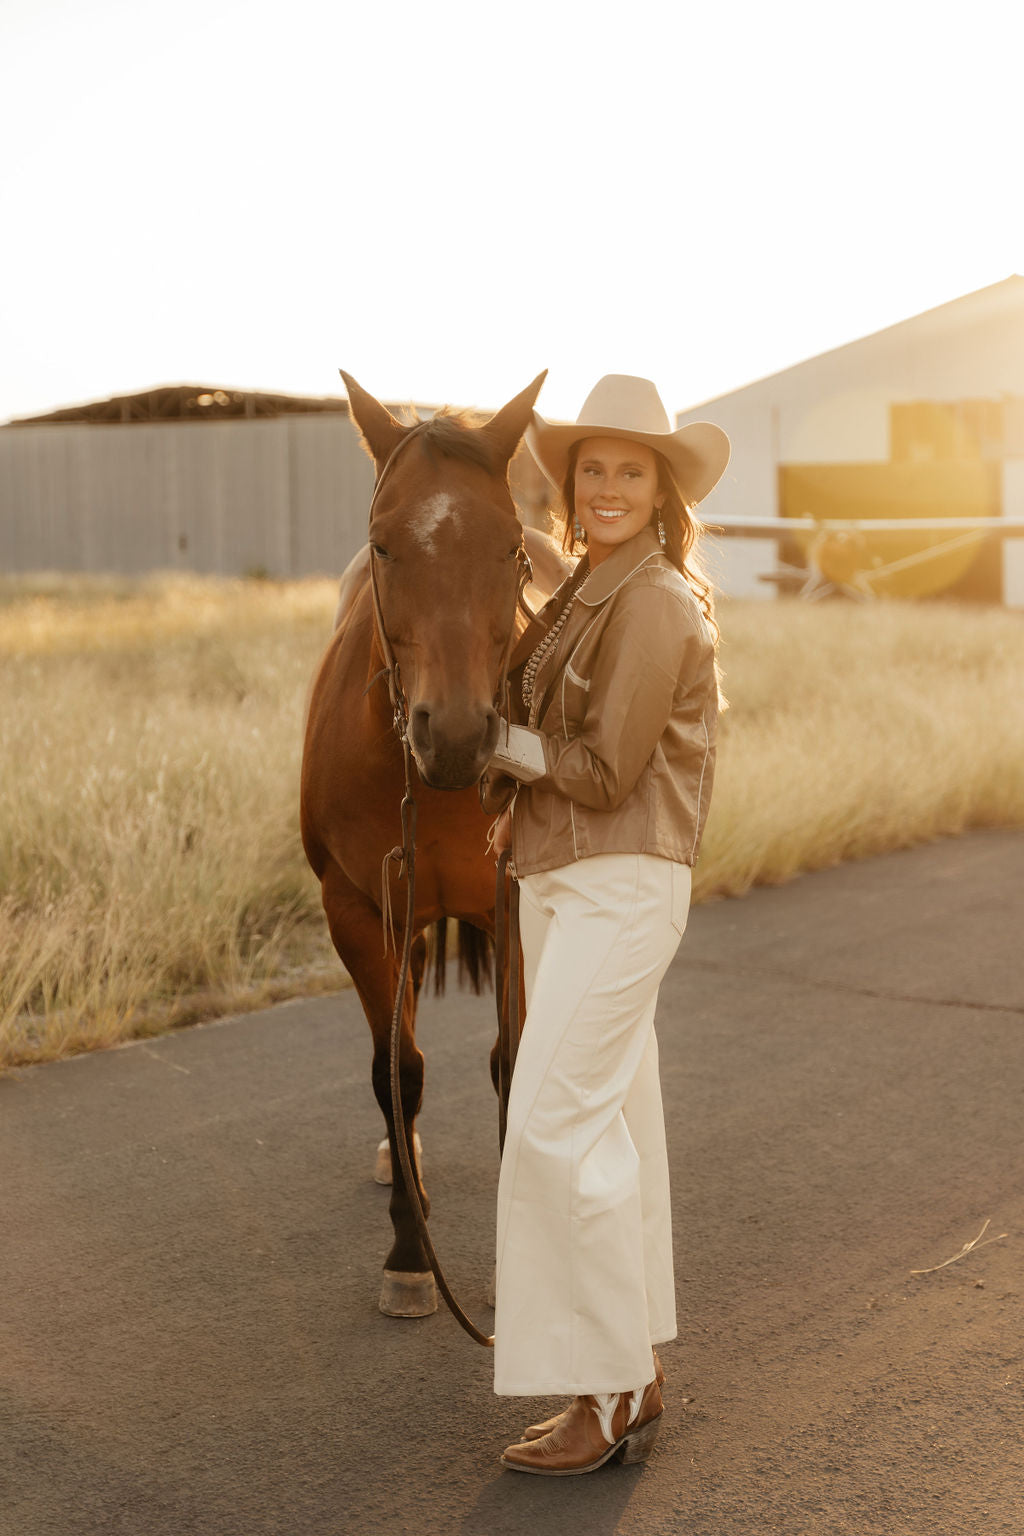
{"left": 478, "top": 371, "right": 548, "bottom": 465}
{"left": 340, "top": 370, "right": 409, "bottom": 470}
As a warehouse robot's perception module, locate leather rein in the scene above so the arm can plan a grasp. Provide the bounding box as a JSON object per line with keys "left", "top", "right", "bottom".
{"left": 366, "top": 422, "right": 532, "bottom": 1349}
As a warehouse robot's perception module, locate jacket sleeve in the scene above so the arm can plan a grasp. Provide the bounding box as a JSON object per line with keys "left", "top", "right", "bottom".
{"left": 535, "top": 581, "right": 706, "bottom": 811}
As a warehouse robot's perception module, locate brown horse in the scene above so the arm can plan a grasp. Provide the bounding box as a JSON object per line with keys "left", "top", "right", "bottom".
{"left": 300, "top": 372, "right": 568, "bottom": 1319}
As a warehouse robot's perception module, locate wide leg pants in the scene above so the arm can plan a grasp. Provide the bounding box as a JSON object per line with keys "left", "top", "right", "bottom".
{"left": 493, "top": 852, "right": 690, "bottom": 1397}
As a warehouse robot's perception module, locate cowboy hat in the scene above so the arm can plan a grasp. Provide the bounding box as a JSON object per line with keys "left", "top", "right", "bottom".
{"left": 525, "top": 374, "right": 730, "bottom": 506}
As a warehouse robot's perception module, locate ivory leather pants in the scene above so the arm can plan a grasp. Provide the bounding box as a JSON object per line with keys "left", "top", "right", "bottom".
{"left": 493, "top": 852, "right": 690, "bottom": 1397}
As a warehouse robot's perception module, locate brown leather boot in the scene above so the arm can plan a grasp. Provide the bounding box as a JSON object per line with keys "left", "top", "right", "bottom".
{"left": 501, "top": 1379, "right": 663, "bottom": 1475}
{"left": 520, "top": 1348, "right": 665, "bottom": 1442}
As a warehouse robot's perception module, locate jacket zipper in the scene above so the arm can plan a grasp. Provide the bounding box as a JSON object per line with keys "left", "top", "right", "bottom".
{"left": 561, "top": 668, "right": 581, "bottom": 860}
{"left": 690, "top": 705, "right": 710, "bottom": 860}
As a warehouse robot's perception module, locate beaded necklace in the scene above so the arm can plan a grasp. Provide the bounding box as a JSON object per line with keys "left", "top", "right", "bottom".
{"left": 521, "top": 569, "right": 590, "bottom": 718}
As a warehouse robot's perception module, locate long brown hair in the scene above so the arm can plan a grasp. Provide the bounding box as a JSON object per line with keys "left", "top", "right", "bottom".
{"left": 559, "top": 442, "right": 719, "bottom": 642}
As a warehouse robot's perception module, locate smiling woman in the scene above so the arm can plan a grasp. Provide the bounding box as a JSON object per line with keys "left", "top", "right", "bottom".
{"left": 534, "top": 375, "right": 728, "bottom": 632}
{"left": 574, "top": 439, "right": 663, "bottom": 558}
{"left": 483, "top": 375, "right": 731, "bottom": 1476}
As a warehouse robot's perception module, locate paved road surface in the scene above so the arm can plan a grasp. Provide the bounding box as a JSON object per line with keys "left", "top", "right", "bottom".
{"left": 2, "top": 830, "right": 1022, "bottom": 1536}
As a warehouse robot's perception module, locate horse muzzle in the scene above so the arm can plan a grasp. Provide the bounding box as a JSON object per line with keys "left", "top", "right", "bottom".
{"left": 407, "top": 701, "right": 500, "bottom": 791}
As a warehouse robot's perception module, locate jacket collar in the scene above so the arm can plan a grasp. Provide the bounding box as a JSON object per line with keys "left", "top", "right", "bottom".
{"left": 508, "top": 525, "right": 666, "bottom": 673}
{"left": 577, "top": 524, "right": 666, "bottom": 606}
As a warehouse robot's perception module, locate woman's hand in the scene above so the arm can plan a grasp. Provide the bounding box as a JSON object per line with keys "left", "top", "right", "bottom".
{"left": 489, "top": 808, "right": 513, "bottom": 861}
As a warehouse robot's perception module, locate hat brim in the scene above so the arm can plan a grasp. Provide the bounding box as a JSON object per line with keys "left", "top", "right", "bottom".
{"left": 525, "top": 413, "right": 730, "bottom": 506}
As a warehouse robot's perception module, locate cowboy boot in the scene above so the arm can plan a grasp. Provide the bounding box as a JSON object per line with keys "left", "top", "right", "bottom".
{"left": 501, "top": 1379, "right": 664, "bottom": 1476}
{"left": 520, "top": 1348, "right": 665, "bottom": 1442}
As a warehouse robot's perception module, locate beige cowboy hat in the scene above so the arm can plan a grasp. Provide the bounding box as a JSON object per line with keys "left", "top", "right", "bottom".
{"left": 525, "top": 374, "right": 730, "bottom": 506}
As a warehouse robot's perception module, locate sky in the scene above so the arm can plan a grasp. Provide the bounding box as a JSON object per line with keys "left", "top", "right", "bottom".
{"left": 1, "top": 0, "right": 1022, "bottom": 426}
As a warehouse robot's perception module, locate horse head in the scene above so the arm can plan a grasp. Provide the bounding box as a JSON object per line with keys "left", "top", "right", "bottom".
{"left": 342, "top": 369, "right": 547, "bottom": 791}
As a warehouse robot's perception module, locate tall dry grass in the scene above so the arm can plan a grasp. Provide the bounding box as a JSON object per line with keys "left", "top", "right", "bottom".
{"left": 0, "top": 575, "right": 341, "bottom": 1068}
{"left": 694, "top": 597, "right": 1024, "bottom": 898}
{"left": 1, "top": 576, "right": 1022, "bottom": 1070}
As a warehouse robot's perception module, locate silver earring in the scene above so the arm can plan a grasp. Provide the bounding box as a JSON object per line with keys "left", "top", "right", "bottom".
{"left": 573, "top": 516, "right": 586, "bottom": 543}
{"left": 657, "top": 515, "right": 667, "bottom": 550}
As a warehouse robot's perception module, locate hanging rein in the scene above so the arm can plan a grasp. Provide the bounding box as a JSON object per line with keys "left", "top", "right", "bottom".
{"left": 365, "top": 423, "right": 532, "bottom": 1348}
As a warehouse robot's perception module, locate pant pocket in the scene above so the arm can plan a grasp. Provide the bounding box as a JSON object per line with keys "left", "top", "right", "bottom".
{"left": 670, "top": 862, "right": 692, "bottom": 937}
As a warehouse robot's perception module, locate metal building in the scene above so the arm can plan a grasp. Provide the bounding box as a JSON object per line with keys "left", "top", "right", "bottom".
{"left": 0, "top": 386, "right": 377, "bottom": 578}
{"left": 677, "top": 276, "right": 1024, "bottom": 605}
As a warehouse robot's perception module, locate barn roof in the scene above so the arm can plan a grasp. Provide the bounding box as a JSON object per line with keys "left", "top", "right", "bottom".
{"left": 680, "top": 275, "right": 1024, "bottom": 412}
{"left": 7, "top": 383, "right": 353, "bottom": 426}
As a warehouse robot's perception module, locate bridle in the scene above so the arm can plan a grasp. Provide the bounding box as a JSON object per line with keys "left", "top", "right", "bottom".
{"left": 366, "top": 421, "right": 535, "bottom": 754}
{"left": 365, "top": 422, "right": 532, "bottom": 1349}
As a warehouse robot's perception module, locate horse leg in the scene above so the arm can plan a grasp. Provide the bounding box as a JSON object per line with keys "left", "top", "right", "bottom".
{"left": 486, "top": 909, "right": 526, "bottom": 1312}
{"left": 488, "top": 949, "right": 506, "bottom": 1101}
{"left": 375, "top": 928, "right": 437, "bottom": 1317}
{"left": 487, "top": 903, "right": 527, "bottom": 1124}
{"left": 320, "top": 857, "right": 437, "bottom": 1318}
{"left": 375, "top": 931, "right": 426, "bottom": 1185}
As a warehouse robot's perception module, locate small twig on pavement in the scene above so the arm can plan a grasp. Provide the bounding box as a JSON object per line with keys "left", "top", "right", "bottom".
{"left": 910, "top": 1218, "right": 1009, "bottom": 1277}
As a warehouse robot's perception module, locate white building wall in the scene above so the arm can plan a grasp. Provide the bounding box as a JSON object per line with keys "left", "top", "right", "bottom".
{"left": 677, "top": 276, "right": 1024, "bottom": 601}
{"left": 1002, "top": 460, "right": 1024, "bottom": 607}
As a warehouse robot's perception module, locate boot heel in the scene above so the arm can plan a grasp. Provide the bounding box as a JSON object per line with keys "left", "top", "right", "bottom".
{"left": 617, "top": 1415, "right": 661, "bottom": 1465}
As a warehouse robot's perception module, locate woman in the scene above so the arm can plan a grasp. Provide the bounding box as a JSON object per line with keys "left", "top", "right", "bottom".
{"left": 484, "top": 374, "right": 730, "bottom": 1475}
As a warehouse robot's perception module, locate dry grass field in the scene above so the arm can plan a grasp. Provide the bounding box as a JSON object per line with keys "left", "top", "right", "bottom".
{"left": 1, "top": 573, "right": 1022, "bottom": 1070}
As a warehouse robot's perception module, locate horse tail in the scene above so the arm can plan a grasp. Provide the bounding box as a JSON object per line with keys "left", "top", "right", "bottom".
{"left": 427, "top": 920, "right": 494, "bottom": 997}
{"left": 428, "top": 920, "right": 449, "bottom": 996}
{"left": 457, "top": 921, "right": 494, "bottom": 995}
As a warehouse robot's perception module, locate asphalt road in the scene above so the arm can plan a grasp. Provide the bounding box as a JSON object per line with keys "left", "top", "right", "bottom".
{"left": 2, "top": 830, "right": 1023, "bottom": 1536}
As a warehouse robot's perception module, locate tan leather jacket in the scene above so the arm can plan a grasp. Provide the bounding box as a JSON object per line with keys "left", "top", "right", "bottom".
{"left": 485, "top": 525, "right": 718, "bottom": 876}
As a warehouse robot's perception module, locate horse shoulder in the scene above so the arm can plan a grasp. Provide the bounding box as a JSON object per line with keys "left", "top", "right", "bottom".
{"left": 522, "top": 525, "right": 573, "bottom": 610}
{"left": 334, "top": 543, "right": 372, "bottom": 630}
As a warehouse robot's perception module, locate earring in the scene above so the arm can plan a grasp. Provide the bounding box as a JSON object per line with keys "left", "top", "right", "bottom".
{"left": 573, "top": 516, "right": 586, "bottom": 543}
{"left": 657, "top": 515, "right": 667, "bottom": 550}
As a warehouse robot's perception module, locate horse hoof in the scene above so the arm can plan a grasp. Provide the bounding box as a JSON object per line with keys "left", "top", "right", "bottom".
{"left": 379, "top": 1269, "right": 437, "bottom": 1317}
{"left": 373, "top": 1133, "right": 423, "bottom": 1186}
{"left": 373, "top": 1139, "right": 392, "bottom": 1184}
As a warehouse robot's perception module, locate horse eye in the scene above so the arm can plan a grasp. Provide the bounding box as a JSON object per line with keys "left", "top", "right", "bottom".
{"left": 370, "top": 542, "right": 392, "bottom": 561}
{"left": 506, "top": 545, "right": 521, "bottom": 561}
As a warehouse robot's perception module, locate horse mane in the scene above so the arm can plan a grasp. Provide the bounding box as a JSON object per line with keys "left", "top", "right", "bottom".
{"left": 414, "top": 408, "right": 497, "bottom": 473}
